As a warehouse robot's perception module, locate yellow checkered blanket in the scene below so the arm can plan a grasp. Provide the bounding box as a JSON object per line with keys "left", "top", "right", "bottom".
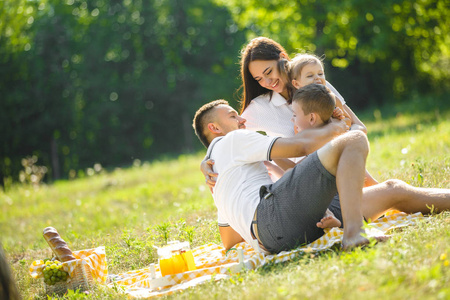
{"left": 107, "top": 212, "right": 423, "bottom": 298}
{"left": 28, "top": 212, "right": 423, "bottom": 298}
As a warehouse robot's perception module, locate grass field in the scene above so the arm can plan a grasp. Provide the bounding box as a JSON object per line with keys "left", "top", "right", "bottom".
{"left": 1, "top": 103, "right": 449, "bottom": 299}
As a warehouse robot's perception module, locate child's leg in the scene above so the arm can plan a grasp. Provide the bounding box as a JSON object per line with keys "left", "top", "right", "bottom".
{"left": 316, "top": 209, "right": 341, "bottom": 229}
{"left": 364, "top": 169, "right": 378, "bottom": 187}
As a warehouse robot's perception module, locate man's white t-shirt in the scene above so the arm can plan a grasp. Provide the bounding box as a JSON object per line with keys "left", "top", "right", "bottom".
{"left": 241, "top": 81, "right": 345, "bottom": 137}
{"left": 206, "top": 129, "right": 279, "bottom": 245}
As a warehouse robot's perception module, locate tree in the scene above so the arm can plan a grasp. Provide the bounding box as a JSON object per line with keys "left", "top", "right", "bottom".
{"left": 214, "top": 0, "right": 450, "bottom": 107}
{"left": 0, "top": 0, "right": 246, "bottom": 184}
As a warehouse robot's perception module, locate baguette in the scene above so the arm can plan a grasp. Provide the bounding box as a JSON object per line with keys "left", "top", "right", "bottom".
{"left": 42, "top": 227, "right": 76, "bottom": 262}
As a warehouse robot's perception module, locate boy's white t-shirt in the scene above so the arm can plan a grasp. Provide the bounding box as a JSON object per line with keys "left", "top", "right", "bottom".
{"left": 206, "top": 129, "right": 279, "bottom": 245}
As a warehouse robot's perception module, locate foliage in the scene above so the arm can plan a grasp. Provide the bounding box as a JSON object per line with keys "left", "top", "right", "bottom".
{"left": 214, "top": 0, "right": 450, "bottom": 106}
{"left": 0, "top": 0, "right": 246, "bottom": 183}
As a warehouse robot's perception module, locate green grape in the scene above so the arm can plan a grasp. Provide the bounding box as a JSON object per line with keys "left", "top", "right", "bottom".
{"left": 42, "top": 260, "right": 70, "bottom": 285}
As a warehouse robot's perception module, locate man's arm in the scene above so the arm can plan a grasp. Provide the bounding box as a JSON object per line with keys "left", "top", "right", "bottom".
{"left": 219, "top": 226, "right": 245, "bottom": 250}
{"left": 270, "top": 118, "right": 347, "bottom": 159}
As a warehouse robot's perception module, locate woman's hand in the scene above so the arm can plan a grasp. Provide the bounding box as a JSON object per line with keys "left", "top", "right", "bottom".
{"left": 200, "top": 158, "right": 218, "bottom": 193}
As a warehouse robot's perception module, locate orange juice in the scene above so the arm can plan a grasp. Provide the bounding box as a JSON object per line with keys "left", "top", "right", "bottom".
{"left": 181, "top": 250, "right": 196, "bottom": 271}
{"left": 159, "top": 257, "right": 174, "bottom": 277}
{"left": 158, "top": 242, "right": 197, "bottom": 276}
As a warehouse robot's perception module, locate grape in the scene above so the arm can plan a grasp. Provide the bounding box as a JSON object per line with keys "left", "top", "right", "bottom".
{"left": 42, "top": 260, "right": 70, "bottom": 285}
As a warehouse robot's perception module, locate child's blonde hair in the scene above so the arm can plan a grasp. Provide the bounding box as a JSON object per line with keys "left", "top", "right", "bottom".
{"left": 277, "top": 52, "right": 326, "bottom": 102}
{"left": 288, "top": 53, "right": 324, "bottom": 83}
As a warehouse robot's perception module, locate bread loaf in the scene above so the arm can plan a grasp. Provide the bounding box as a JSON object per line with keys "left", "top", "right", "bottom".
{"left": 42, "top": 227, "right": 76, "bottom": 262}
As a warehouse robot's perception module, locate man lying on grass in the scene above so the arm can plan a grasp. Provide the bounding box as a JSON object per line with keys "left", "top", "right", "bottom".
{"left": 192, "top": 89, "right": 450, "bottom": 254}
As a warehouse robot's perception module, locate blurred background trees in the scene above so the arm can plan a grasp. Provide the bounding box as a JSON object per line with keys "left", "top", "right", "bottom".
{"left": 1, "top": 0, "right": 449, "bottom": 185}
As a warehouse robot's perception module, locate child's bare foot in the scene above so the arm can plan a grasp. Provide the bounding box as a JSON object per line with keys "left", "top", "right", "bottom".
{"left": 316, "top": 215, "right": 341, "bottom": 229}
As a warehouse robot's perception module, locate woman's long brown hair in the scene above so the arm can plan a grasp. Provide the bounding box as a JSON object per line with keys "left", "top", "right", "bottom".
{"left": 239, "top": 37, "right": 292, "bottom": 114}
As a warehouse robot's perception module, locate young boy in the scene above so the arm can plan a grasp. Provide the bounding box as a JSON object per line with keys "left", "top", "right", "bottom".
{"left": 272, "top": 83, "right": 370, "bottom": 229}
{"left": 268, "top": 83, "right": 342, "bottom": 229}
{"left": 290, "top": 83, "right": 342, "bottom": 229}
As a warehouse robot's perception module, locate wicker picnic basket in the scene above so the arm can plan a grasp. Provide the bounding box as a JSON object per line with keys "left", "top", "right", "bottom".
{"left": 41, "top": 227, "right": 95, "bottom": 295}
{"left": 44, "top": 262, "right": 94, "bottom": 295}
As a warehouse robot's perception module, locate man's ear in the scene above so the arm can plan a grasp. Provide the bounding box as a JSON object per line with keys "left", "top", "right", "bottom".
{"left": 207, "top": 122, "right": 221, "bottom": 134}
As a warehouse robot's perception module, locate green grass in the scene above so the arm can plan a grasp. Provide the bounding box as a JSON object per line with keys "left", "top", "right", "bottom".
{"left": 1, "top": 106, "right": 450, "bottom": 299}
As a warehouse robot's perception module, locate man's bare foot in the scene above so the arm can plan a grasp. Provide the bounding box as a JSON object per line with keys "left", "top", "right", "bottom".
{"left": 316, "top": 215, "right": 341, "bottom": 229}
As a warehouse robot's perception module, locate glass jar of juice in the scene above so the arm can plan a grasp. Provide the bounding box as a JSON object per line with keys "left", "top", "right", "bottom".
{"left": 157, "top": 241, "right": 196, "bottom": 276}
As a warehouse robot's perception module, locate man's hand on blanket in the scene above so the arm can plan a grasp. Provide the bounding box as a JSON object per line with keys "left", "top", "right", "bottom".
{"left": 201, "top": 158, "right": 217, "bottom": 193}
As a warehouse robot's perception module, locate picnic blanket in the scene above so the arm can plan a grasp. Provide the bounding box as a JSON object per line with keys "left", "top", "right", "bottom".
{"left": 107, "top": 212, "right": 424, "bottom": 298}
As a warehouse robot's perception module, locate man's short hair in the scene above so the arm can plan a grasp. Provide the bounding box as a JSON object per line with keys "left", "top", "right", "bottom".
{"left": 193, "top": 99, "right": 229, "bottom": 148}
{"left": 292, "top": 84, "right": 335, "bottom": 123}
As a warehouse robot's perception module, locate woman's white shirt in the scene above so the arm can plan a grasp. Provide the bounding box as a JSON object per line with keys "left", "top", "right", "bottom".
{"left": 241, "top": 81, "right": 345, "bottom": 137}
{"left": 241, "top": 91, "right": 295, "bottom": 137}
